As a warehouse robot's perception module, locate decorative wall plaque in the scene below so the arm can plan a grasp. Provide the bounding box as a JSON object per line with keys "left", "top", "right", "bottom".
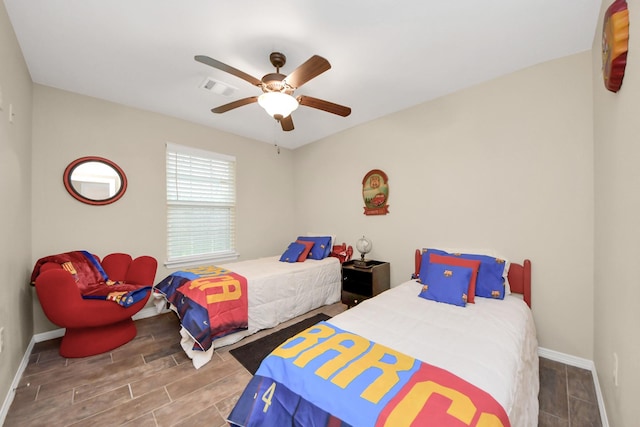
{"left": 362, "top": 169, "right": 389, "bottom": 215}
{"left": 602, "top": 0, "right": 629, "bottom": 93}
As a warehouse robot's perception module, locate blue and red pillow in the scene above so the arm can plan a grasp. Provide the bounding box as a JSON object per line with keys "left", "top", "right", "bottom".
{"left": 279, "top": 242, "right": 307, "bottom": 263}
{"left": 418, "top": 263, "right": 472, "bottom": 307}
{"left": 295, "top": 240, "right": 315, "bottom": 262}
{"left": 420, "top": 248, "right": 509, "bottom": 300}
{"left": 296, "top": 236, "right": 331, "bottom": 260}
{"left": 279, "top": 236, "right": 333, "bottom": 263}
{"left": 428, "top": 253, "right": 481, "bottom": 303}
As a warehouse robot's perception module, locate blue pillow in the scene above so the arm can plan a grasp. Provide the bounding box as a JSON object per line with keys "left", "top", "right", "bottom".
{"left": 296, "top": 236, "right": 331, "bottom": 260}
{"left": 420, "top": 249, "right": 507, "bottom": 299}
{"left": 453, "top": 252, "right": 507, "bottom": 299}
{"left": 418, "top": 249, "right": 447, "bottom": 283}
{"left": 279, "top": 242, "right": 306, "bottom": 263}
{"left": 418, "top": 263, "right": 472, "bottom": 307}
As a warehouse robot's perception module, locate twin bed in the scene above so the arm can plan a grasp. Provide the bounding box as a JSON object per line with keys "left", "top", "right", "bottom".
{"left": 154, "top": 254, "right": 342, "bottom": 368}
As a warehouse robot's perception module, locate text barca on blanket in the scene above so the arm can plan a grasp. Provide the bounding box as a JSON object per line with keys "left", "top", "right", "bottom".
{"left": 30, "top": 250, "right": 150, "bottom": 307}
{"left": 154, "top": 265, "right": 248, "bottom": 352}
{"left": 228, "top": 321, "right": 510, "bottom": 427}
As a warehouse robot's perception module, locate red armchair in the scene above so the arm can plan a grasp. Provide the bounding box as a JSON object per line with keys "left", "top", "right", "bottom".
{"left": 34, "top": 253, "right": 157, "bottom": 358}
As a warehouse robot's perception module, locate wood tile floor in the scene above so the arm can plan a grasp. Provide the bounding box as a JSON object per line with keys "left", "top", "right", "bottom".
{"left": 539, "top": 357, "right": 602, "bottom": 427}
{"left": 5, "top": 303, "right": 602, "bottom": 426}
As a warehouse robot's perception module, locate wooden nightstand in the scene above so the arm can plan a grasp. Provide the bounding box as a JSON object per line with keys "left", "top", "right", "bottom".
{"left": 341, "top": 260, "right": 390, "bottom": 307}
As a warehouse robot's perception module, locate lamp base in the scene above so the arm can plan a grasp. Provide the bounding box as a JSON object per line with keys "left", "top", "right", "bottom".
{"left": 353, "top": 259, "right": 374, "bottom": 268}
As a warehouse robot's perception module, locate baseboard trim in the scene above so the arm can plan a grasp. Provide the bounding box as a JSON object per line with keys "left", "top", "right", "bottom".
{"left": 133, "top": 305, "right": 167, "bottom": 320}
{"left": 538, "top": 347, "right": 594, "bottom": 370}
{"left": 33, "top": 328, "right": 65, "bottom": 343}
{"left": 31, "top": 306, "right": 166, "bottom": 344}
{"left": 538, "top": 347, "right": 609, "bottom": 427}
{"left": 0, "top": 336, "right": 36, "bottom": 426}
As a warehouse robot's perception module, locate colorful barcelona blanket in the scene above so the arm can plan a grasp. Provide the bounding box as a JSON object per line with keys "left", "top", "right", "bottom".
{"left": 154, "top": 265, "right": 248, "bottom": 352}
{"left": 228, "top": 321, "right": 510, "bottom": 427}
{"left": 30, "top": 250, "right": 150, "bottom": 307}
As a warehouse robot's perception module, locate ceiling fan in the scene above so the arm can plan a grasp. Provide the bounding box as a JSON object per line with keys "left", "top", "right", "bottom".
{"left": 195, "top": 52, "right": 351, "bottom": 131}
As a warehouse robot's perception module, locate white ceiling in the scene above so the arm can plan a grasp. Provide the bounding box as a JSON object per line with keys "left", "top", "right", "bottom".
{"left": 4, "top": 0, "right": 601, "bottom": 149}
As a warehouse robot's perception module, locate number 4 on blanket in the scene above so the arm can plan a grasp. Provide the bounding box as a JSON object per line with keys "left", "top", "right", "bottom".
{"left": 228, "top": 321, "right": 510, "bottom": 427}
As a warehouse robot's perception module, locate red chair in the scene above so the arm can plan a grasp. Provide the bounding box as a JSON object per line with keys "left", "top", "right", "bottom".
{"left": 34, "top": 253, "right": 157, "bottom": 358}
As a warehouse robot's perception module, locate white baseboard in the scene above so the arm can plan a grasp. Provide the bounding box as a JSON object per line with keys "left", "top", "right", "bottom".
{"left": 31, "top": 306, "right": 167, "bottom": 343}
{"left": 133, "top": 305, "right": 167, "bottom": 320}
{"left": 538, "top": 347, "right": 609, "bottom": 427}
{"left": 0, "top": 335, "right": 36, "bottom": 426}
{"left": 33, "top": 327, "right": 65, "bottom": 343}
{"left": 538, "top": 347, "right": 594, "bottom": 370}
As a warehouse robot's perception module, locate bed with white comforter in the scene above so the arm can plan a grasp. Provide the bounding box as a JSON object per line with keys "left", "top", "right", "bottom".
{"left": 329, "top": 279, "right": 539, "bottom": 426}
{"left": 216, "top": 256, "right": 340, "bottom": 340}
{"left": 155, "top": 256, "right": 341, "bottom": 368}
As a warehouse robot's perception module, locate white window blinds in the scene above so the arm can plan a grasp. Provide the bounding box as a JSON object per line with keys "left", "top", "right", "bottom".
{"left": 166, "top": 142, "right": 237, "bottom": 267}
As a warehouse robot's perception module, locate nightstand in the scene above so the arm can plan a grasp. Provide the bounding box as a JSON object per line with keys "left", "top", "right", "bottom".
{"left": 341, "top": 260, "right": 390, "bottom": 307}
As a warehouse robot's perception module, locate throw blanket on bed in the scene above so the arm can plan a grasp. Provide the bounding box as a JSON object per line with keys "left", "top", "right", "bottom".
{"left": 228, "top": 321, "right": 510, "bottom": 427}
{"left": 154, "top": 265, "right": 248, "bottom": 352}
{"left": 30, "top": 250, "right": 150, "bottom": 307}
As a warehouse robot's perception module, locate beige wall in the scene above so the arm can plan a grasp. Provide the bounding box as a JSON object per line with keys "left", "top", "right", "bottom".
{"left": 294, "top": 52, "right": 595, "bottom": 359}
{"left": 0, "top": 0, "right": 33, "bottom": 410}
{"left": 593, "top": 0, "right": 640, "bottom": 425}
{"left": 7, "top": 2, "right": 627, "bottom": 421}
{"left": 30, "top": 85, "right": 297, "bottom": 333}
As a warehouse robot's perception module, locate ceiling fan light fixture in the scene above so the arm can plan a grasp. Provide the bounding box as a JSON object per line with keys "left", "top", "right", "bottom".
{"left": 258, "top": 92, "right": 299, "bottom": 119}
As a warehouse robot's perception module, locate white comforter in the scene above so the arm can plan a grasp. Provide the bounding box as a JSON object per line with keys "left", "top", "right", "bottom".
{"left": 156, "top": 256, "right": 341, "bottom": 369}
{"left": 220, "top": 256, "right": 341, "bottom": 333}
{"left": 328, "top": 279, "right": 539, "bottom": 427}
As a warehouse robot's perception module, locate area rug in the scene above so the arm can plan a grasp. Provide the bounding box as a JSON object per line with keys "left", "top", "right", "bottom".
{"left": 230, "top": 313, "right": 331, "bottom": 374}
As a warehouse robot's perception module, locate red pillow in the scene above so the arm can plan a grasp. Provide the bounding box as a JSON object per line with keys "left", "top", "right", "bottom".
{"left": 429, "top": 253, "right": 481, "bottom": 303}
{"left": 295, "top": 240, "right": 315, "bottom": 262}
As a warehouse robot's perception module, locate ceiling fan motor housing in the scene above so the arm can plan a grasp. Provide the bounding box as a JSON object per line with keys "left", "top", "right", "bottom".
{"left": 261, "top": 73, "right": 290, "bottom": 93}
{"left": 262, "top": 52, "right": 294, "bottom": 93}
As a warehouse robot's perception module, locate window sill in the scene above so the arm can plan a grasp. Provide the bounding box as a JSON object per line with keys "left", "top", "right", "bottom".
{"left": 164, "top": 252, "right": 240, "bottom": 269}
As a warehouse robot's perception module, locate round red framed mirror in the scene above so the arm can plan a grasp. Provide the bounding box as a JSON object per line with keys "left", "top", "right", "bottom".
{"left": 63, "top": 156, "right": 128, "bottom": 205}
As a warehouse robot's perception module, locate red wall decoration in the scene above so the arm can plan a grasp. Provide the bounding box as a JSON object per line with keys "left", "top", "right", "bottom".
{"left": 602, "top": 0, "right": 629, "bottom": 93}
{"left": 362, "top": 169, "right": 389, "bottom": 215}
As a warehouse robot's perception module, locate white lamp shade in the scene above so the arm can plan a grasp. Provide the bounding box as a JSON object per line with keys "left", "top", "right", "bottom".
{"left": 258, "top": 92, "right": 299, "bottom": 118}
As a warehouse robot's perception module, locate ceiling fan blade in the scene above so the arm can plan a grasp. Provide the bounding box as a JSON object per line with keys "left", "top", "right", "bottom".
{"left": 284, "top": 55, "right": 331, "bottom": 89}
{"left": 280, "top": 115, "right": 294, "bottom": 131}
{"left": 298, "top": 95, "right": 351, "bottom": 117}
{"left": 195, "top": 55, "right": 262, "bottom": 87}
{"left": 211, "top": 96, "right": 259, "bottom": 114}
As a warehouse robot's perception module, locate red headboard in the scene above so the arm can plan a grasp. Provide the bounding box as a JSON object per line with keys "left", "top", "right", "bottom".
{"left": 414, "top": 249, "right": 532, "bottom": 307}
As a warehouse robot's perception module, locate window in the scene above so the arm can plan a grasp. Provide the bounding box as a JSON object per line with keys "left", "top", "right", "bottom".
{"left": 166, "top": 142, "right": 237, "bottom": 267}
